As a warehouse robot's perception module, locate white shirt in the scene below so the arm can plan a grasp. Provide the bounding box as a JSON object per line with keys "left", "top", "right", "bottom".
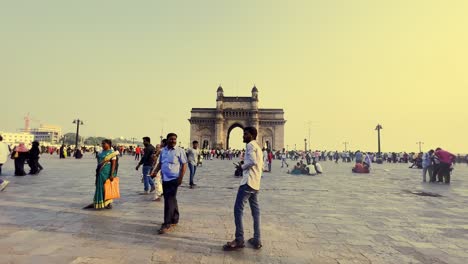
{"left": 186, "top": 148, "right": 199, "bottom": 165}
{"left": 241, "top": 140, "right": 263, "bottom": 190}
{"left": 0, "top": 142, "right": 10, "bottom": 164}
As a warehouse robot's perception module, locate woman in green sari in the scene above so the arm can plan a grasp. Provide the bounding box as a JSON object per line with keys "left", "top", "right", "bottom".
{"left": 84, "top": 139, "right": 119, "bottom": 210}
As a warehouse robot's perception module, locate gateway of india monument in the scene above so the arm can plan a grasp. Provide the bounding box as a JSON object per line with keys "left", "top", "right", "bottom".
{"left": 189, "top": 86, "right": 286, "bottom": 150}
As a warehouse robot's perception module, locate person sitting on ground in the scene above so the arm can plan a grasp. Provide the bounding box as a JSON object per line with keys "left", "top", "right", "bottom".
{"left": 288, "top": 162, "right": 304, "bottom": 175}
{"left": 409, "top": 152, "right": 423, "bottom": 169}
{"left": 352, "top": 162, "right": 370, "bottom": 174}
{"left": 306, "top": 163, "right": 317, "bottom": 175}
{"left": 314, "top": 161, "right": 323, "bottom": 174}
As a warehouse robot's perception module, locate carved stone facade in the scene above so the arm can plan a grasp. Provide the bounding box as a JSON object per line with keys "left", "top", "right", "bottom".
{"left": 189, "top": 86, "right": 286, "bottom": 150}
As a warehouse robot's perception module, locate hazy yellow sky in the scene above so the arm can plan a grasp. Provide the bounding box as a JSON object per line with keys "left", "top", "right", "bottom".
{"left": 1, "top": 0, "right": 467, "bottom": 153}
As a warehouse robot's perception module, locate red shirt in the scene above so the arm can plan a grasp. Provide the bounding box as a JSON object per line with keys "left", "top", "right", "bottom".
{"left": 435, "top": 150, "right": 455, "bottom": 164}
{"left": 135, "top": 147, "right": 141, "bottom": 154}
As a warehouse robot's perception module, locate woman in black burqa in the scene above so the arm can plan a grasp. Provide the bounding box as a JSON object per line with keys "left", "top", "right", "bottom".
{"left": 28, "top": 141, "right": 42, "bottom": 175}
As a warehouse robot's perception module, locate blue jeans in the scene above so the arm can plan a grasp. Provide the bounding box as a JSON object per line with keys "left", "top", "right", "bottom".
{"left": 234, "top": 184, "right": 261, "bottom": 243}
{"left": 142, "top": 166, "right": 155, "bottom": 192}
{"left": 188, "top": 163, "right": 197, "bottom": 186}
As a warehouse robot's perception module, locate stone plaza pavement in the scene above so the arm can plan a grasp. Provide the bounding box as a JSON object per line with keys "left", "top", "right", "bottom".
{"left": 1, "top": 155, "right": 468, "bottom": 264}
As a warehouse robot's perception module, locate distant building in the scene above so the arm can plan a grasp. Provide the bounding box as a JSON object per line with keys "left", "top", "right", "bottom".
{"left": 20, "top": 124, "right": 62, "bottom": 143}
{"left": 0, "top": 131, "right": 35, "bottom": 146}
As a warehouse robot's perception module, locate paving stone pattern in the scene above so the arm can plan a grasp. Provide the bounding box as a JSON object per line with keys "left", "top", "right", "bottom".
{"left": 1, "top": 155, "right": 468, "bottom": 264}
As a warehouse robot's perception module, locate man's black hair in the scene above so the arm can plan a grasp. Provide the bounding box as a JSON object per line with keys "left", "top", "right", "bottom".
{"left": 102, "top": 139, "right": 112, "bottom": 146}
{"left": 244, "top": 127, "right": 258, "bottom": 140}
{"left": 143, "top": 137, "right": 151, "bottom": 143}
{"left": 166, "top": 133, "right": 177, "bottom": 139}
{"left": 193, "top": 140, "right": 198, "bottom": 144}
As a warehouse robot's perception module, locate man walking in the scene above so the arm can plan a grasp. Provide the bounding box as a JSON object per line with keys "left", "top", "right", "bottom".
{"left": 186, "top": 140, "right": 200, "bottom": 189}
{"left": 0, "top": 135, "right": 10, "bottom": 176}
{"left": 224, "top": 127, "right": 263, "bottom": 251}
{"left": 153, "top": 133, "right": 187, "bottom": 234}
{"left": 136, "top": 137, "right": 156, "bottom": 194}
{"left": 135, "top": 145, "right": 142, "bottom": 161}
{"left": 280, "top": 148, "right": 289, "bottom": 168}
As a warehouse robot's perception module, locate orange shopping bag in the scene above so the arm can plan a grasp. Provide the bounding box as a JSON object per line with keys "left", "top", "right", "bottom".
{"left": 104, "top": 177, "right": 120, "bottom": 200}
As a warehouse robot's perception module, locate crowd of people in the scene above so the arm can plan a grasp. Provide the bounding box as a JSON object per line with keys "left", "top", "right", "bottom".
{"left": 81, "top": 127, "right": 264, "bottom": 250}
{"left": 1, "top": 130, "right": 465, "bottom": 252}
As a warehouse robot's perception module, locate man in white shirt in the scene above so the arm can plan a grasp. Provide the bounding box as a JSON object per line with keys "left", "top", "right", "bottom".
{"left": 224, "top": 127, "right": 263, "bottom": 251}
{"left": 0, "top": 135, "right": 11, "bottom": 176}
{"left": 262, "top": 148, "right": 268, "bottom": 171}
{"left": 186, "top": 140, "right": 200, "bottom": 188}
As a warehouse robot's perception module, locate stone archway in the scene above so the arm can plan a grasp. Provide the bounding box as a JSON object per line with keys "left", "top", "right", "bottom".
{"left": 189, "top": 86, "right": 286, "bottom": 150}
{"left": 226, "top": 123, "right": 244, "bottom": 150}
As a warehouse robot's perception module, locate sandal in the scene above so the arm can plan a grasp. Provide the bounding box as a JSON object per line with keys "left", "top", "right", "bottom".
{"left": 223, "top": 240, "right": 245, "bottom": 251}
{"left": 248, "top": 238, "right": 262, "bottom": 249}
{"left": 105, "top": 204, "right": 113, "bottom": 210}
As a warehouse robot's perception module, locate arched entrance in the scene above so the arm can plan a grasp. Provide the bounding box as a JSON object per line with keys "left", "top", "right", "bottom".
{"left": 226, "top": 123, "right": 244, "bottom": 150}
{"left": 189, "top": 87, "right": 286, "bottom": 150}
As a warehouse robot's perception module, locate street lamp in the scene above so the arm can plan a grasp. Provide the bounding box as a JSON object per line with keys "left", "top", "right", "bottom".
{"left": 72, "top": 119, "right": 84, "bottom": 150}
{"left": 304, "top": 138, "right": 307, "bottom": 151}
{"left": 343, "top": 142, "right": 349, "bottom": 152}
{"left": 306, "top": 121, "right": 313, "bottom": 151}
{"left": 375, "top": 124, "right": 383, "bottom": 163}
{"left": 416, "top": 141, "right": 424, "bottom": 153}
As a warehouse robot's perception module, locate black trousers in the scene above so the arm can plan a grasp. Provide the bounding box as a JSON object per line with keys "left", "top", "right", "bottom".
{"left": 439, "top": 163, "right": 451, "bottom": 183}
{"left": 162, "top": 179, "right": 179, "bottom": 226}
{"left": 28, "top": 158, "right": 39, "bottom": 174}
{"left": 14, "top": 157, "right": 27, "bottom": 176}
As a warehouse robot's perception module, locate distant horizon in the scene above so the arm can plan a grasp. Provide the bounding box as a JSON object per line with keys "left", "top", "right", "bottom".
{"left": 2, "top": 127, "right": 465, "bottom": 155}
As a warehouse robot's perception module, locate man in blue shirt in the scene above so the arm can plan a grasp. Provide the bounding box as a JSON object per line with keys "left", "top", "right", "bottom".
{"left": 153, "top": 133, "right": 188, "bottom": 234}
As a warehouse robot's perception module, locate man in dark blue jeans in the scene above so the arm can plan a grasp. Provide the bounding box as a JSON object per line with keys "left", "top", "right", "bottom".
{"left": 234, "top": 184, "right": 260, "bottom": 246}
{"left": 187, "top": 140, "right": 200, "bottom": 188}
{"left": 224, "top": 127, "right": 264, "bottom": 251}
{"left": 136, "top": 137, "right": 156, "bottom": 194}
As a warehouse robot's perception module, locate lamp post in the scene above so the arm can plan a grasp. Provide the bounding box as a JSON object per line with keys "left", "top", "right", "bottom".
{"left": 72, "top": 119, "right": 84, "bottom": 150}
{"left": 130, "top": 137, "right": 136, "bottom": 145}
{"left": 343, "top": 141, "right": 349, "bottom": 152}
{"left": 306, "top": 121, "right": 313, "bottom": 151}
{"left": 416, "top": 141, "right": 424, "bottom": 153}
{"left": 304, "top": 138, "right": 307, "bottom": 151}
{"left": 375, "top": 124, "right": 383, "bottom": 163}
